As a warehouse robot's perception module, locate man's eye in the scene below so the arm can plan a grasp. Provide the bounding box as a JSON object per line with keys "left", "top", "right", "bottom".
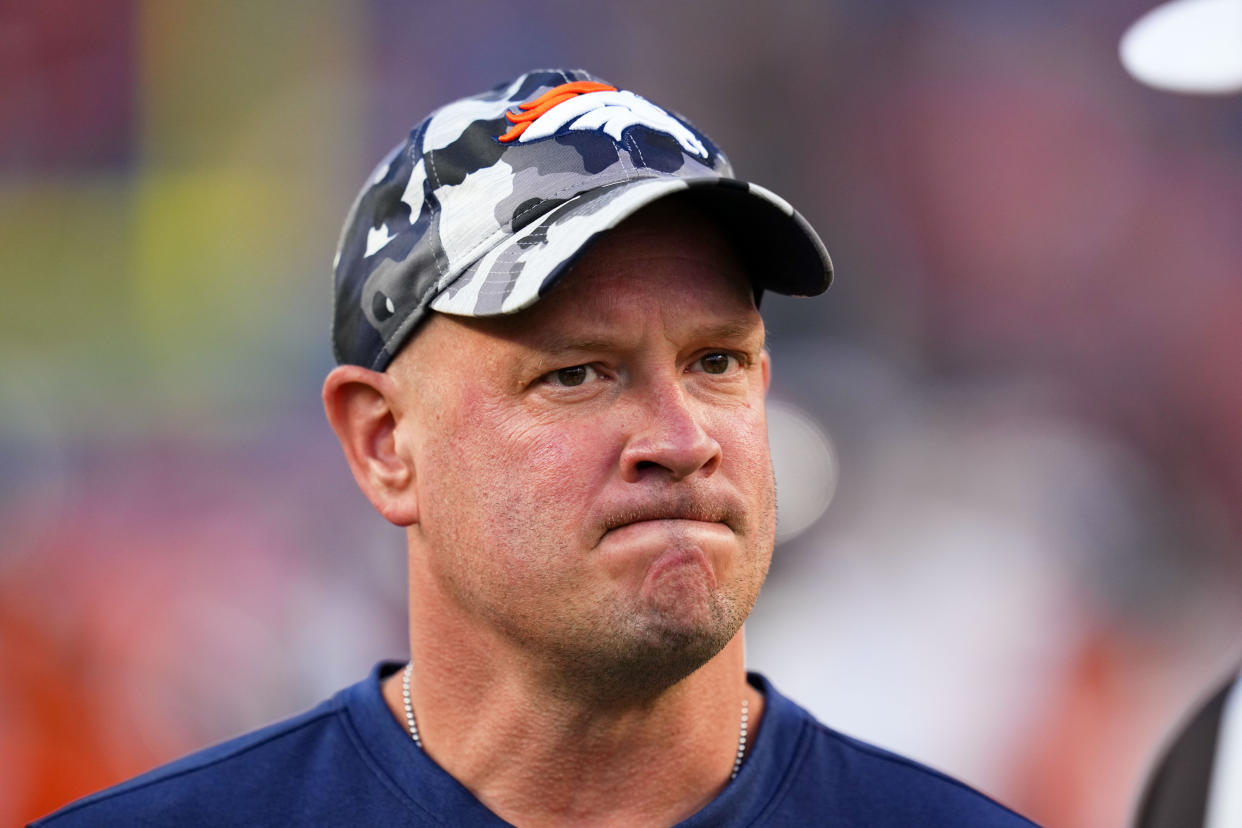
{"left": 698, "top": 353, "right": 737, "bottom": 375}
{"left": 546, "top": 365, "right": 596, "bottom": 387}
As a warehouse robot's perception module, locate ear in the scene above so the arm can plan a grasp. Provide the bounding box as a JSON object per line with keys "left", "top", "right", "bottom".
{"left": 322, "top": 365, "right": 419, "bottom": 527}
{"left": 760, "top": 348, "right": 772, "bottom": 393}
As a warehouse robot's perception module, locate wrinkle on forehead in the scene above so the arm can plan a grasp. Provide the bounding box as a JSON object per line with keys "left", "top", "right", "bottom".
{"left": 538, "top": 318, "right": 763, "bottom": 350}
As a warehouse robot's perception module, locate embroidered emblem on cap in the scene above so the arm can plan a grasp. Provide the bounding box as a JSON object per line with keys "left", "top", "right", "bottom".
{"left": 498, "top": 81, "right": 710, "bottom": 159}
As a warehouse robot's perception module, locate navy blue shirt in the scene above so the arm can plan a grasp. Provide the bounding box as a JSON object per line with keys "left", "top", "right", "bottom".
{"left": 34, "top": 663, "right": 1038, "bottom": 826}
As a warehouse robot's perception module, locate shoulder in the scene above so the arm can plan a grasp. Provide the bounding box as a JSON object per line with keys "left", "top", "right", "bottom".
{"left": 747, "top": 675, "right": 1040, "bottom": 827}
{"left": 792, "top": 722, "right": 1039, "bottom": 825}
{"left": 31, "top": 669, "right": 417, "bottom": 826}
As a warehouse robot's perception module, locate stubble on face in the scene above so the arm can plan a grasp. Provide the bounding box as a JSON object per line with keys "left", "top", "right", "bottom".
{"left": 393, "top": 200, "right": 777, "bottom": 704}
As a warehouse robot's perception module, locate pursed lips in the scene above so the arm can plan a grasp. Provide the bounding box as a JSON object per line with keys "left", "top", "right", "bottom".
{"left": 595, "top": 500, "right": 740, "bottom": 546}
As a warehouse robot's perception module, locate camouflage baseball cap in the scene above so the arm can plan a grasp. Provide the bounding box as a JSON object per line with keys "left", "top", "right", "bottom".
{"left": 332, "top": 68, "right": 833, "bottom": 370}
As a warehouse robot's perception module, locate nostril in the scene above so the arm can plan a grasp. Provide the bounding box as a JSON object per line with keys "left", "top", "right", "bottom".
{"left": 635, "top": 460, "right": 661, "bottom": 473}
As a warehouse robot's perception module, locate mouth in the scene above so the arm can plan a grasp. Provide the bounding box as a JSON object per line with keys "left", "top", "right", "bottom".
{"left": 597, "top": 499, "right": 739, "bottom": 544}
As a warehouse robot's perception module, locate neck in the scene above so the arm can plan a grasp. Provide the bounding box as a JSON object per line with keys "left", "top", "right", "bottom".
{"left": 384, "top": 608, "right": 762, "bottom": 827}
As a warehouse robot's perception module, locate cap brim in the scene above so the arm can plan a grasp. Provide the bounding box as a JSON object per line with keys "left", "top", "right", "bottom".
{"left": 429, "top": 176, "right": 833, "bottom": 318}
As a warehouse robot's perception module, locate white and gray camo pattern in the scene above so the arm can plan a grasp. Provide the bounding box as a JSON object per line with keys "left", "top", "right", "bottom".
{"left": 331, "top": 68, "right": 830, "bottom": 370}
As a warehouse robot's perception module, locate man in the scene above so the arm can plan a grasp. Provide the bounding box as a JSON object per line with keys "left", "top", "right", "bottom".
{"left": 36, "top": 70, "right": 1036, "bottom": 826}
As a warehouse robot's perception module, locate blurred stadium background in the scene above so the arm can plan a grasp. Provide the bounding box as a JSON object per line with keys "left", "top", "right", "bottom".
{"left": 4, "top": 2, "right": 1242, "bottom": 825}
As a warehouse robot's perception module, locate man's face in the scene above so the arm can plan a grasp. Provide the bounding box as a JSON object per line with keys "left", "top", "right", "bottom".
{"left": 392, "top": 201, "right": 775, "bottom": 698}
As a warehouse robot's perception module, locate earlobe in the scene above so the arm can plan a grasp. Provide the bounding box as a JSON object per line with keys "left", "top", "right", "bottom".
{"left": 322, "top": 365, "right": 420, "bottom": 527}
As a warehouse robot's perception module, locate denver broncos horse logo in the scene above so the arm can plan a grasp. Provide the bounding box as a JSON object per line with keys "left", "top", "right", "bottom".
{"left": 498, "top": 80, "right": 709, "bottom": 159}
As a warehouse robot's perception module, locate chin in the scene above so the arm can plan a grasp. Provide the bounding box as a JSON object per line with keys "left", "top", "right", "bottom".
{"left": 553, "top": 596, "right": 745, "bottom": 704}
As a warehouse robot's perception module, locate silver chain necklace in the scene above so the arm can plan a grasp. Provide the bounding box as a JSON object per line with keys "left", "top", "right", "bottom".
{"left": 401, "top": 662, "right": 751, "bottom": 779}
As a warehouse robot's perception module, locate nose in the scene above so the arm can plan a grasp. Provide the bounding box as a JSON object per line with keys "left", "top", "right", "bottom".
{"left": 619, "top": 382, "right": 722, "bottom": 482}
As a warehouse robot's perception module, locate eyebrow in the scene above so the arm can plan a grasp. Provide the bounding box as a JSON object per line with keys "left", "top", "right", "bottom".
{"left": 535, "top": 319, "right": 765, "bottom": 354}
{"left": 535, "top": 336, "right": 617, "bottom": 354}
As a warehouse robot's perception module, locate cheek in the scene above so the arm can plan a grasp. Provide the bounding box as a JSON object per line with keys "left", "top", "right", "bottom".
{"left": 717, "top": 405, "right": 773, "bottom": 477}
{"left": 421, "top": 393, "right": 614, "bottom": 533}
{"left": 505, "top": 421, "right": 621, "bottom": 528}
{"left": 523, "top": 426, "right": 584, "bottom": 482}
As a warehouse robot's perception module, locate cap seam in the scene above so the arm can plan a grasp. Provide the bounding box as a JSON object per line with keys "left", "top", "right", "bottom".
{"left": 625, "top": 130, "right": 647, "bottom": 169}
{"left": 421, "top": 141, "right": 451, "bottom": 286}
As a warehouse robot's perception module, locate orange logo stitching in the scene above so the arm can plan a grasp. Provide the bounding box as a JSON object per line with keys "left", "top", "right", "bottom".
{"left": 498, "top": 81, "right": 618, "bottom": 143}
